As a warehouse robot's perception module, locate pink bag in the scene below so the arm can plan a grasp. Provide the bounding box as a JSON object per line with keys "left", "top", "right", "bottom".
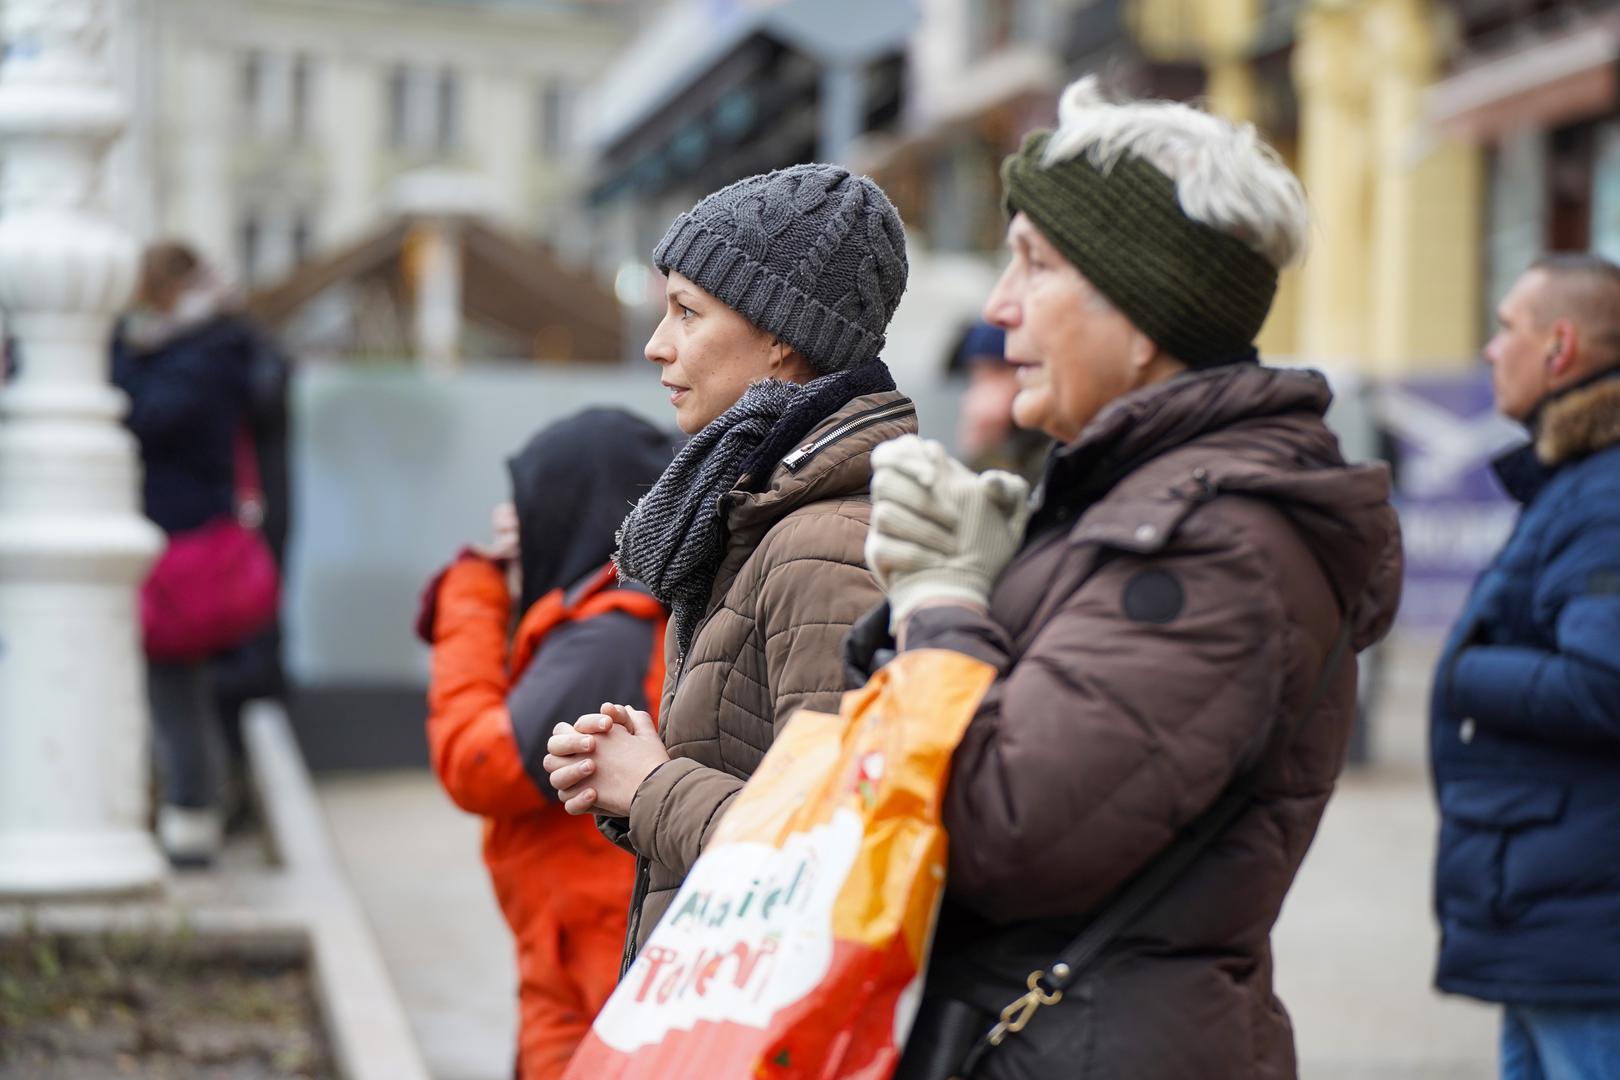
{"left": 140, "top": 430, "right": 279, "bottom": 662}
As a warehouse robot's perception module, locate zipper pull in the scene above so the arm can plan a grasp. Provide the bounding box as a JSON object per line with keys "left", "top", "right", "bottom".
{"left": 780, "top": 442, "right": 816, "bottom": 471}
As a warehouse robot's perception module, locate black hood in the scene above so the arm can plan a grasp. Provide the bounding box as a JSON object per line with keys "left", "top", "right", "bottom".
{"left": 508, "top": 408, "right": 679, "bottom": 614}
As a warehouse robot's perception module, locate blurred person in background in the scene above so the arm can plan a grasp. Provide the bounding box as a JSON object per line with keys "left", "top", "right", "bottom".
{"left": 850, "top": 78, "right": 1402, "bottom": 1078}
{"left": 541, "top": 164, "right": 915, "bottom": 971}
{"left": 417, "top": 408, "right": 676, "bottom": 1079}
{"left": 1430, "top": 254, "right": 1620, "bottom": 1079}
{"left": 949, "top": 319, "right": 1051, "bottom": 484}
{"left": 113, "top": 240, "right": 278, "bottom": 866}
{"left": 211, "top": 298, "right": 293, "bottom": 831}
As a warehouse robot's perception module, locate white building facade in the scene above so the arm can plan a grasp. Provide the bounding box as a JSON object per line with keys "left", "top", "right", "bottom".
{"left": 115, "top": 0, "right": 637, "bottom": 287}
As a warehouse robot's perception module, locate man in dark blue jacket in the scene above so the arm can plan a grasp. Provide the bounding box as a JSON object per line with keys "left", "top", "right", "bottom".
{"left": 1431, "top": 253, "right": 1620, "bottom": 1078}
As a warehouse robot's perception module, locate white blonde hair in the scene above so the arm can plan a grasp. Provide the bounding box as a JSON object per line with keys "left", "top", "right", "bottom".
{"left": 1041, "top": 77, "right": 1309, "bottom": 270}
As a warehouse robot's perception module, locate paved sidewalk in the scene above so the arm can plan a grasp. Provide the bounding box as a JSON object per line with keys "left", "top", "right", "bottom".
{"left": 319, "top": 774, "right": 516, "bottom": 1080}
{"left": 1274, "top": 765, "right": 1496, "bottom": 1078}
{"left": 318, "top": 760, "right": 1496, "bottom": 1080}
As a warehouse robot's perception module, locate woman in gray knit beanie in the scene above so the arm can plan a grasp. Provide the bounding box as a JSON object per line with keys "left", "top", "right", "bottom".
{"left": 541, "top": 164, "right": 919, "bottom": 964}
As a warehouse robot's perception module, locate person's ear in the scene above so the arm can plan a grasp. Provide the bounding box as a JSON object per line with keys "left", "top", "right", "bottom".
{"left": 1546, "top": 318, "right": 1577, "bottom": 376}
{"left": 768, "top": 339, "right": 813, "bottom": 381}
{"left": 1128, "top": 328, "right": 1160, "bottom": 375}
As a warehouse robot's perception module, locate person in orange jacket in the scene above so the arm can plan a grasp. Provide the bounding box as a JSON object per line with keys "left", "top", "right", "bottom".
{"left": 417, "top": 408, "right": 676, "bottom": 1079}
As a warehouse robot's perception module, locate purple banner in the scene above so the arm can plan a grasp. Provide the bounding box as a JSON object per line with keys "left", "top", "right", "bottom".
{"left": 1375, "top": 372, "right": 1524, "bottom": 632}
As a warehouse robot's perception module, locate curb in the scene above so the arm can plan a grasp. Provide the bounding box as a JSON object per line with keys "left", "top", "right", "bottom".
{"left": 244, "top": 700, "right": 432, "bottom": 1080}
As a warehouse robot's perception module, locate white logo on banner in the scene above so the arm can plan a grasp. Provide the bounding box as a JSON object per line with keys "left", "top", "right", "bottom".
{"left": 1374, "top": 386, "right": 1523, "bottom": 497}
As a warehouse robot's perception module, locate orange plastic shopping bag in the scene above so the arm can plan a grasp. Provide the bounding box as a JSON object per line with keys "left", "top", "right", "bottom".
{"left": 563, "top": 649, "right": 995, "bottom": 1080}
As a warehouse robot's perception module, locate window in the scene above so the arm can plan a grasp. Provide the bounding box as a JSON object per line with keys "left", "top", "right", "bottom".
{"left": 968, "top": 0, "right": 1020, "bottom": 55}
{"left": 1260, "top": 0, "right": 1303, "bottom": 36}
{"left": 387, "top": 64, "right": 411, "bottom": 149}
{"left": 1484, "top": 130, "right": 1547, "bottom": 341}
{"left": 540, "top": 78, "right": 574, "bottom": 159}
{"left": 291, "top": 55, "right": 312, "bottom": 144}
{"left": 239, "top": 214, "right": 262, "bottom": 284}
{"left": 388, "top": 63, "right": 461, "bottom": 157}
{"left": 1549, "top": 121, "right": 1595, "bottom": 253}
{"left": 437, "top": 69, "right": 460, "bottom": 155}
{"left": 291, "top": 212, "right": 313, "bottom": 266}
{"left": 240, "top": 51, "right": 263, "bottom": 129}
{"left": 1592, "top": 122, "right": 1620, "bottom": 262}
{"left": 240, "top": 51, "right": 314, "bottom": 142}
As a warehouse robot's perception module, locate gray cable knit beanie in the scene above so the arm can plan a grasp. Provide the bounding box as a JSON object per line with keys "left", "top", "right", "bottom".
{"left": 652, "top": 163, "right": 909, "bottom": 374}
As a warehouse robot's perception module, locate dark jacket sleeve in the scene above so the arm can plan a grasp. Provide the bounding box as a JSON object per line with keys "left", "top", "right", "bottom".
{"left": 113, "top": 329, "right": 251, "bottom": 450}
{"left": 507, "top": 610, "right": 659, "bottom": 800}
{"left": 1449, "top": 498, "right": 1620, "bottom": 747}
{"left": 903, "top": 532, "right": 1292, "bottom": 924}
{"left": 243, "top": 326, "right": 293, "bottom": 562}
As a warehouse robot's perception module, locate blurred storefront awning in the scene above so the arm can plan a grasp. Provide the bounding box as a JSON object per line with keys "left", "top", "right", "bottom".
{"left": 1429, "top": 15, "right": 1620, "bottom": 142}
{"left": 585, "top": 0, "right": 917, "bottom": 204}
{"left": 246, "top": 216, "right": 622, "bottom": 364}
{"left": 854, "top": 44, "right": 1059, "bottom": 179}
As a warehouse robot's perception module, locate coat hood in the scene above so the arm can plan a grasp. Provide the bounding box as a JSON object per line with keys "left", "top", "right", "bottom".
{"left": 1043, "top": 363, "right": 1403, "bottom": 649}
{"left": 1493, "top": 366, "right": 1620, "bottom": 504}
{"left": 1534, "top": 364, "right": 1620, "bottom": 467}
{"left": 124, "top": 265, "right": 238, "bottom": 355}
{"left": 509, "top": 408, "right": 679, "bottom": 614}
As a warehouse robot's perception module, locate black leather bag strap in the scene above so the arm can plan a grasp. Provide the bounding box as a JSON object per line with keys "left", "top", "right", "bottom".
{"left": 955, "top": 617, "right": 1355, "bottom": 1078}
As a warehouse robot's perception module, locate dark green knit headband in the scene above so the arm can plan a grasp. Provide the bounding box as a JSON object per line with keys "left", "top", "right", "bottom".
{"left": 1001, "top": 130, "right": 1278, "bottom": 368}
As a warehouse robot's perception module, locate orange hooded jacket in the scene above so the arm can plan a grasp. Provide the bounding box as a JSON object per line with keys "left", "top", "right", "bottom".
{"left": 426, "top": 555, "right": 666, "bottom": 1079}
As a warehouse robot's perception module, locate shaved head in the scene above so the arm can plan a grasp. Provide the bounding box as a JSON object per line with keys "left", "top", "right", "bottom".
{"left": 1487, "top": 253, "right": 1620, "bottom": 421}
{"left": 1529, "top": 253, "right": 1620, "bottom": 369}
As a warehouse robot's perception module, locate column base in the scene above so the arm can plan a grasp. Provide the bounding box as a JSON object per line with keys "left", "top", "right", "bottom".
{"left": 0, "top": 828, "right": 165, "bottom": 897}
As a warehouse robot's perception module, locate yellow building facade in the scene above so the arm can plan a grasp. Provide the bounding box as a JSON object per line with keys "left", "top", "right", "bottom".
{"left": 1131, "top": 0, "right": 1484, "bottom": 376}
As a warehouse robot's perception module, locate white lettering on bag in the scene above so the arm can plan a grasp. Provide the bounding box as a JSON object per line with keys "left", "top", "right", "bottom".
{"left": 591, "top": 807, "right": 864, "bottom": 1052}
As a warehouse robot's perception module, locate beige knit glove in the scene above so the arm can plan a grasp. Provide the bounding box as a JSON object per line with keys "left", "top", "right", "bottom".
{"left": 866, "top": 435, "right": 1032, "bottom": 627}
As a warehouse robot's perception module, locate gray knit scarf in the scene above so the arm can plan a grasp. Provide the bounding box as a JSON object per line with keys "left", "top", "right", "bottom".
{"left": 615, "top": 378, "right": 803, "bottom": 657}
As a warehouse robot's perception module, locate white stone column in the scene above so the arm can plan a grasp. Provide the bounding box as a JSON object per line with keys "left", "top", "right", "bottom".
{"left": 0, "top": 0, "right": 166, "bottom": 894}
{"left": 408, "top": 218, "right": 462, "bottom": 373}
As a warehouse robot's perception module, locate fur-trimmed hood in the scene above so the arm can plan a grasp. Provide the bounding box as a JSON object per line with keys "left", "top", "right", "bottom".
{"left": 1536, "top": 368, "right": 1620, "bottom": 466}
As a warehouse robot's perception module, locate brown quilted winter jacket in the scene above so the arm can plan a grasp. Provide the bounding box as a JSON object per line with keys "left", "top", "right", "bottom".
{"left": 601, "top": 390, "right": 917, "bottom": 965}
{"left": 876, "top": 364, "right": 1404, "bottom": 1079}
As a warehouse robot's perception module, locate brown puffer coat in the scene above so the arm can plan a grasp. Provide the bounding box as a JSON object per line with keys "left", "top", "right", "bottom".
{"left": 602, "top": 390, "right": 917, "bottom": 967}
{"left": 872, "top": 364, "right": 1403, "bottom": 1079}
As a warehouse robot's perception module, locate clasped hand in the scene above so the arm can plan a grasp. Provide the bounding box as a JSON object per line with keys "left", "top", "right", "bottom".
{"left": 543, "top": 702, "right": 669, "bottom": 818}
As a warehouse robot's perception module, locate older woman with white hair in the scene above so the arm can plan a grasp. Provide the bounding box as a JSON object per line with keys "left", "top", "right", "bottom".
{"left": 850, "top": 79, "right": 1405, "bottom": 1078}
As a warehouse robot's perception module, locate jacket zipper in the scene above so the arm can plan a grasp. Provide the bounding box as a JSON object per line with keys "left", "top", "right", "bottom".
{"left": 621, "top": 859, "right": 649, "bottom": 977}
{"left": 670, "top": 599, "right": 721, "bottom": 692}
{"left": 626, "top": 602, "right": 717, "bottom": 975}
{"left": 781, "top": 400, "right": 915, "bottom": 473}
